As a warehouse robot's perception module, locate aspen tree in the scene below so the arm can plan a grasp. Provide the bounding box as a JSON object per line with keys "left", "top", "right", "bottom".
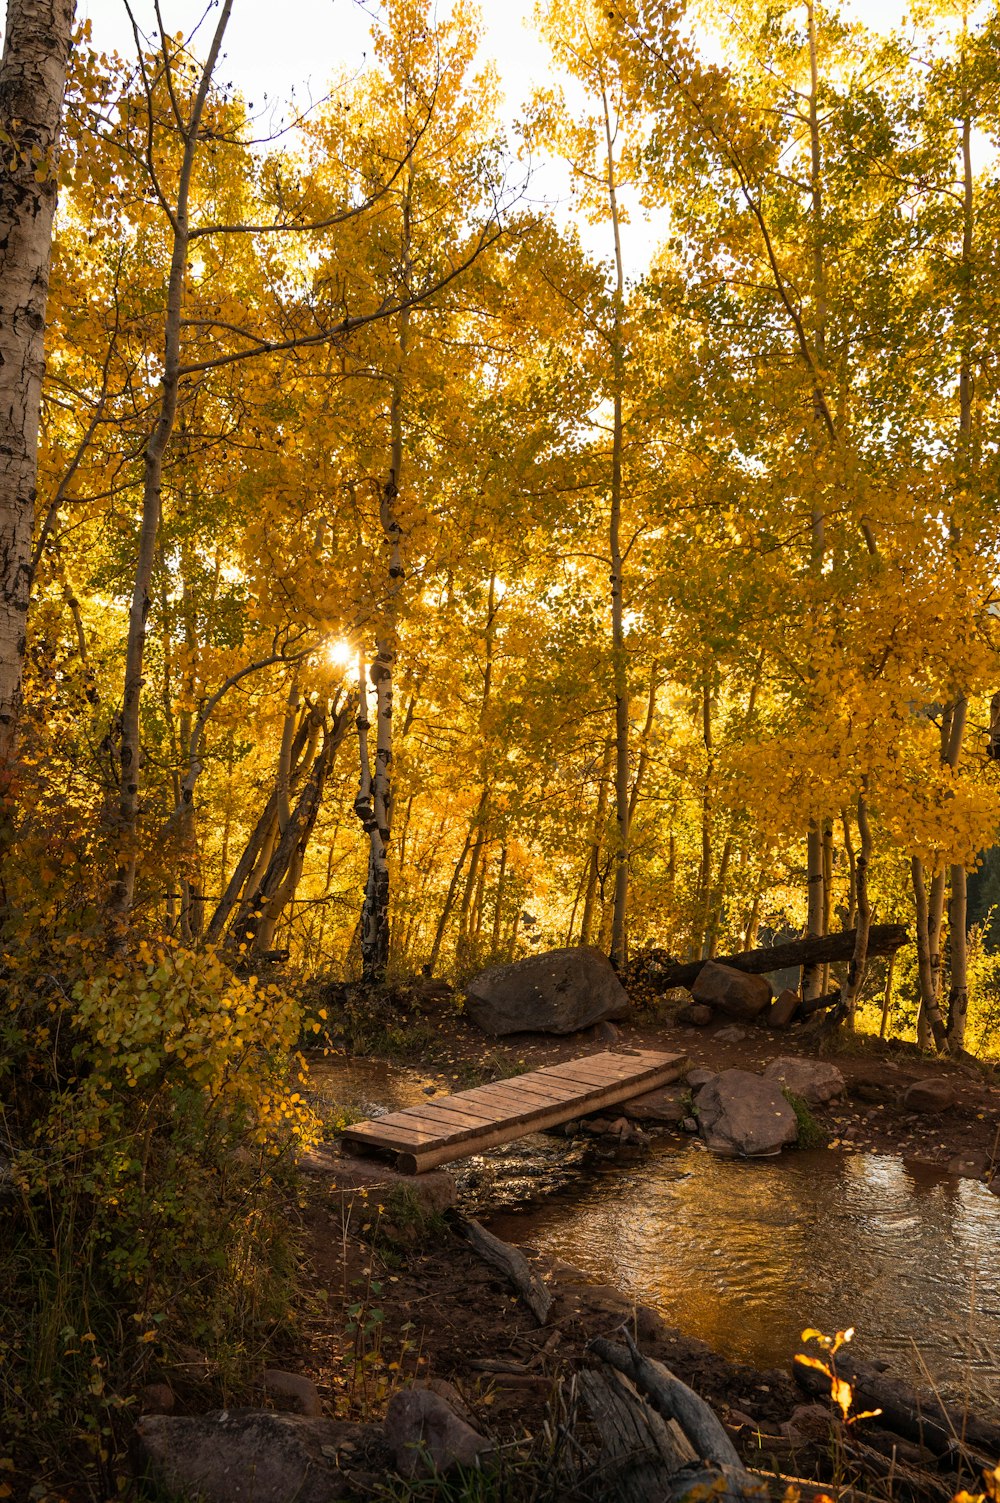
{"left": 0, "top": 0, "right": 76, "bottom": 791}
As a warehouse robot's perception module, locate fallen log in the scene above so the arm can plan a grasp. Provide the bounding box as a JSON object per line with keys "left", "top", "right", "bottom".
{"left": 577, "top": 1368, "right": 694, "bottom": 1502}
{"left": 590, "top": 1330, "right": 744, "bottom": 1471}
{"left": 638, "top": 925, "right": 909, "bottom": 993}
{"left": 793, "top": 1353, "right": 1000, "bottom": 1465}
{"left": 798, "top": 987, "right": 842, "bottom": 1018}
{"left": 458, "top": 1216, "right": 553, "bottom": 1326}
{"left": 588, "top": 1334, "right": 770, "bottom": 1501}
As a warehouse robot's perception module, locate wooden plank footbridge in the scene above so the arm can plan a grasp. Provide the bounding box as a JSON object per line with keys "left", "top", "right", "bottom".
{"left": 341, "top": 1048, "right": 687, "bottom": 1174}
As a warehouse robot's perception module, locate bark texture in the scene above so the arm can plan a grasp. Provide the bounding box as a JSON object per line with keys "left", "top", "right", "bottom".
{"left": 0, "top": 0, "right": 76, "bottom": 782}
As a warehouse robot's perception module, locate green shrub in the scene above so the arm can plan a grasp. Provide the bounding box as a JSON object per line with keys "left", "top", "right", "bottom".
{"left": 782, "top": 1090, "right": 828, "bottom": 1149}
{"left": 0, "top": 940, "right": 316, "bottom": 1496}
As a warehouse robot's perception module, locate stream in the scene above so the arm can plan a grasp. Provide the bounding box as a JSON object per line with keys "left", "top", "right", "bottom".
{"left": 309, "top": 1057, "right": 1000, "bottom": 1409}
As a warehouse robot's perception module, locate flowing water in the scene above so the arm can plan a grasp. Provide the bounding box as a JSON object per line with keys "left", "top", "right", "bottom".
{"left": 310, "top": 1057, "right": 1000, "bottom": 1408}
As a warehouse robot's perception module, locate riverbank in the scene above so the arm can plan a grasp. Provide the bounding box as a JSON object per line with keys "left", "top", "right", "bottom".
{"left": 318, "top": 989, "right": 1000, "bottom": 1181}
{"left": 127, "top": 1001, "right": 1000, "bottom": 1500}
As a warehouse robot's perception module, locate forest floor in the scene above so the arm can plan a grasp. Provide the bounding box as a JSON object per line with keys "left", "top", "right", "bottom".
{"left": 240, "top": 997, "right": 1000, "bottom": 1497}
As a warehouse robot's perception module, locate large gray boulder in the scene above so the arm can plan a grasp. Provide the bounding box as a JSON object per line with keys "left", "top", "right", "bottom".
{"left": 691, "top": 961, "right": 772, "bottom": 1021}
{"left": 464, "top": 946, "right": 630, "bottom": 1036}
{"left": 384, "top": 1383, "right": 491, "bottom": 1478}
{"left": 135, "top": 1412, "right": 389, "bottom": 1503}
{"left": 763, "top": 1056, "right": 845, "bottom": 1106}
{"left": 697, "top": 1069, "right": 798, "bottom": 1157}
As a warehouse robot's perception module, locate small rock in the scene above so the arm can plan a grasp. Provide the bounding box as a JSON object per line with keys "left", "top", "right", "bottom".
{"left": 947, "top": 1152, "right": 986, "bottom": 1180}
{"left": 902, "top": 1078, "right": 957, "bottom": 1114}
{"left": 766, "top": 989, "right": 800, "bottom": 1029}
{"left": 384, "top": 1385, "right": 491, "bottom": 1479}
{"left": 852, "top": 1081, "right": 892, "bottom": 1104}
{"left": 988, "top": 1177, "right": 1000, "bottom": 1197}
{"left": 692, "top": 962, "right": 772, "bottom": 1021}
{"left": 714, "top": 1026, "right": 748, "bottom": 1044}
{"left": 138, "top": 1383, "right": 175, "bottom": 1416}
{"left": 676, "top": 1002, "right": 714, "bottom": 1026}
{"left": 262, "top": 1370, "right": 322, "bottom": 1419}
{"left": 581, "top": 1116, "right": 614, "bottom": 1135}
{"left": 563, "top": 1119, "right": 581, "bottom": 1136}
{"left": 594, "top": 1019, "right": 621, "bottom": 1044}
{"left": 623, "top": 1085, "right": 687, "bottom": 1124}
{"left": 423, "top": 1085, "right": 437, "bottom": 1095}
{"left": 687, "top": 1068, "right": 716, "bottom": 1090}
{"left": 763, "top": 1057, "right": 845, "bottom": 1106}
{"left": 415, "top": 1379, "right": 475, "bottom": 1428}
{"left": 697, "top": 1069, "right": 798, "bottom": 1157}
{"left": 681, "top": 1116, "right": 699, "bottom": 1133}
{"left": 783, "top": 1404, "right": 836, "bottom": 1444}
{"left": 609, "top": 1116, "right": 630, "bottom": 1135}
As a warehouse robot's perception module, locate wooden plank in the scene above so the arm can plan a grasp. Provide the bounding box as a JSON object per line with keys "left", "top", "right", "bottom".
{"left": 341, "top": 1049, "right": 688, "bottom": 1173}
{"left": 343, "top": 1120, "right": 439, "bottom": 1148}
{"left": 464, "top": 1077, "right": 586, "bottom": 1109}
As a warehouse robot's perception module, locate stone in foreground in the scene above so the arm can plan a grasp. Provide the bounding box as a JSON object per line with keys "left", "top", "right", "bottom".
{"left": 763, "top": 1057, "right": 845, "bottom": 1106}
{"left": 676, "top": 1001, "right": 714, "bottom": 1026}
{"left": 697, "top": 1068, "right": 798, "bottom": 1156}
{"left": 135, "top": 1412, "right": 388, "bottom": 1503}
{"left": 902, "top": 1078, "right": 957, "bottom": 1114}
{"left": 261, "top": 1369, "right": 323, "bottom": 1418}
{"left": 384, "top": 1384, "right": 491, "bottom": 1479}
{"left": 692, "top": 961, "right": 772, "bottom": 1021}
{"left": 767, "top": 989, "right": 800, "bottom": 1029}
{"left": 464, "top": 945, "right": 630, "bottom": 1036}
{"left": 622, "top": 1084, "right": 688, "bottom": 1123}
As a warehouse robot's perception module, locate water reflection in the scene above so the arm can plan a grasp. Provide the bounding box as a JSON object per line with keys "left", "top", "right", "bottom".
{"left": 489, "top": 1145, "right": 1000, "bottom": 1407}
{"left": 306, "top": 1058, "right": 1000, "bottom": 1407}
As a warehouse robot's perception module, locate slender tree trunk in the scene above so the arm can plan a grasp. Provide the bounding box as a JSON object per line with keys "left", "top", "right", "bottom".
{"left": 599, "top": 79, "right": 630, "bottom": 971}
{"left": 803, "top": 823, "right": 826, "bottom": 1000}
{"left": 707, "top": 837, "right": 733, "bottom": 958}
{"left": 843, "top": 788, "right": 871, "bottom": 1022}
{"left": 916, "top": 700, "right": 967, "bottom": 1048}
{"left": 947, "top": 866, "right": 969, "bottom": 1050}
{"left": 945, "top": 94, "right": 974, "bottom": 1049}
{"left": 427, "top": 830, "right": 473, "bottom": 975}
{"left": 565, "top": 858, "right": 589, "bottom": 946}
{"left": 0, "top": 0, "right": 76, "bottom": 792}
{"left": 491, "top": 843, "right": 508, "bottom": 956}
{"left": 697, "top": 683, "right": 714, "bottom": 959}
{"left": 744, "top": 858, "right": 767, "bottom": 950}
{"left": 842, "top": 807, "right": 857, "bottom": 930}
{"left": 106, "top": 0, "right": 234, "bottom": 940}
{"left": 801, "top": 2, "right": 830, "bottom": 1002}
{"left": 879, "top": 950, "right": 896, "bottom": 1041}
{"left": 581, "top": 737, "right": 614, "bottom": 946}
{"left": 355, "top": 180, "right": 410, "bottom": 983}
{"left": 912, "top": 857, "right": 948, "bottom": 1050}
{"left": 205, "top": 704, "right": 316, "bottom": 945}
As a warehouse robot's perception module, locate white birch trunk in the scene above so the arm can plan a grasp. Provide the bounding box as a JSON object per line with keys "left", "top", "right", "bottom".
{"left": 0, "top": 0, "right": 75, "bottom": 782}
